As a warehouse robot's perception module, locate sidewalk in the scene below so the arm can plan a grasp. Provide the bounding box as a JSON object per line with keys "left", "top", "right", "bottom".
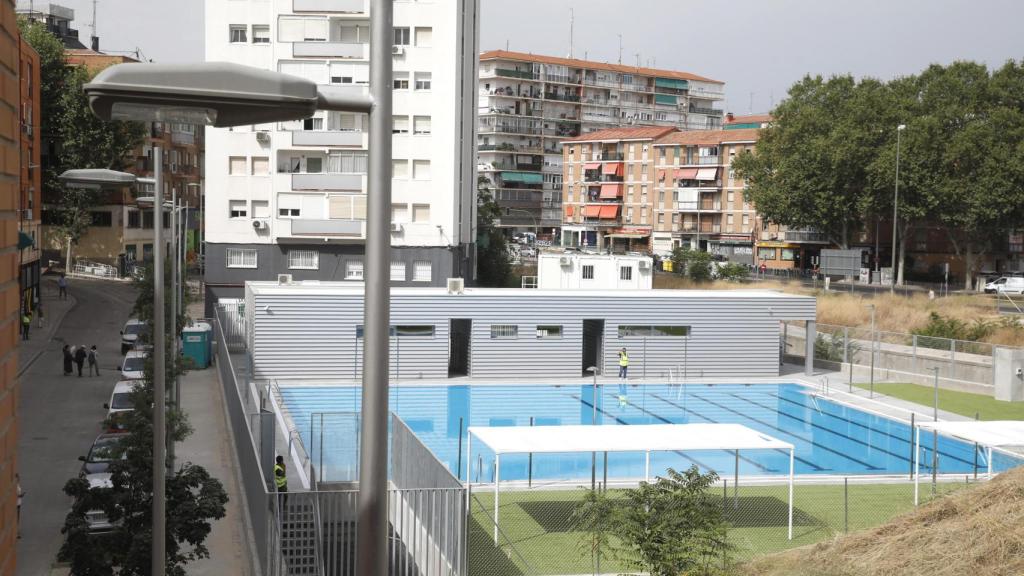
{"left": 178, "top": 363, "right": 251, "bottom": 574}
{"left": 17, "top": 277, "right": 77, "bottom": 378}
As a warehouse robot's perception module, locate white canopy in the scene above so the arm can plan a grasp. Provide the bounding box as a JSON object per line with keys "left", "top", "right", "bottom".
{"left": 467, "top": 423, "right": 795, "bottom": 543}
{"left": 913, "top": 420, "right": 1024, "bottom": 504}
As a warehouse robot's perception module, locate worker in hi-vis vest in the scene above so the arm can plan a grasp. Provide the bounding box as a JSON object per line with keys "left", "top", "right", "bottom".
{"left": 274, "top": 455, "right": 288, "bottom": 510}
{"left": 617, "top": 348, "right": 630, "bottom": 405}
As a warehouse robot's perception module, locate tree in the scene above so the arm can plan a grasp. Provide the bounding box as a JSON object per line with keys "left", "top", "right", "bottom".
{"left": 570, "top": 489, "right": 618, "bottom": 575}
{"left": 18, "top": 18, "right": 67, "bottom": 197}
{"left": 475, "top": 175, "right": 513, "bottom": 287}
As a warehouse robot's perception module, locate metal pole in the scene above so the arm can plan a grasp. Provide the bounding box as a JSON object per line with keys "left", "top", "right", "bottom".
{"left": 151, "top": 146, "right": 166, "bottom": 576}
{"left": 169, "top": 188, "right": 177, "bottom": 471}
{"left": 932, "top": 367, "right": 939, "bottom": 494}
{"left": 909, "top": 412, "right": 915, "bottom": 479}
{"left": 868, "top": 305, "right": 876, "bottom": 398}
{"left": 356, "top": 0, "right": 393, "bottom": 572}
{"left": 891, "top": 125, "right": 902, "bottom": 291}
{"left": 843, "top": 477, "right": 848, "bottom": 534}
{"left": 528, "top": 416, "right": 534, "bottom": 488}
{"left": 457, "top": 417, "right": 463, "bottom": 480}
{"left": 591, "top": 368, "right": 597, "bottom": 490}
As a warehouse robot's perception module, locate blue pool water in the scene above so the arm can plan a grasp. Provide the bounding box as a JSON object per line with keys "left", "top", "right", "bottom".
{"left": 280, "top": 383, "right": 1024, "bottom": 483}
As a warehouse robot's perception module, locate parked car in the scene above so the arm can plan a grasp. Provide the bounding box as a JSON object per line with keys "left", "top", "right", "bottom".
{"left": 119, "top": 350, "right": 147, "bottom": 380}
{"left": 984, "top": 276, "right": 1024, "bottom": 294}
{"left": 103, "top": 380, "right": 137, "bottom": 432}
{"left": 120, "top": 319, "right": 148, "bottom": 354}
{"left": 83, "top": 474, "right": 118, "bottom": 536}
{"left": 78, "top": 433, "right": 127, "bottom": 477}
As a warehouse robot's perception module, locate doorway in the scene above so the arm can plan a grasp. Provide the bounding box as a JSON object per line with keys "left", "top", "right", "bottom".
{"left": 448, "top": 319, "right": 471, "bottom": 377}
{"left": 582, "top": 319, "right": 605, "bottom": 375}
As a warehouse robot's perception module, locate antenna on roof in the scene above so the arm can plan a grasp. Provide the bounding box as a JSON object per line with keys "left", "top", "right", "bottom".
{"left": 91, "top": 0, "right": 97, "bottom": 39}
{"left": 749, "top": 92, "right": 755, "bottom": 114}
{"left": 617, "top": 34, "right": 622, "bottom": 65}
{"left": 568, "top": 7, "right": 574, "bottom": 59}
{"left": 505, "top": 39, "right": 509, "bottom": 51}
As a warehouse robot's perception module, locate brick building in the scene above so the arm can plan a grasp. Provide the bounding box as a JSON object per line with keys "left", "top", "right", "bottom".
{"left": 18, "top": 35, "right": 39, "bottom": 314}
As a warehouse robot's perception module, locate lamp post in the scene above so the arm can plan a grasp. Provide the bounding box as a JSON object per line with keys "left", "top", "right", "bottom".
{"left": 81, "top": 15, "right": 392, "bottom": 572}
{"left": 585, "top": 365, "right": 599, "bottom": 490}
{"left": 929, "top": 366, "right": 940, "bottom": 493}
{"left": 890, "top": 124, "right": 906, "bottom": 292}
{"left": 865, "top": 303, "right": 876, "bottom": 398}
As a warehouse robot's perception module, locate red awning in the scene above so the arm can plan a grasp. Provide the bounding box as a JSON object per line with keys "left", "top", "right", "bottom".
{"left": 583, "top": 162, "right": 601, "bottom": 170}
{"left": 603, "top": 162, "right": 623, "bottom": 176}
{"left": 583, "top": 205, "right": 602, "bottom": 218}
{"left": 677, "top": 168, "right": 698, "bottom": 180}
{"left": 598, "top": 205, "right": 620, "bottom": 219}
{"left": 565, "top": 205, "right": 574, "bottom": 218}
{"left": 599, "top": 183, "right": 623, "bottom": 199}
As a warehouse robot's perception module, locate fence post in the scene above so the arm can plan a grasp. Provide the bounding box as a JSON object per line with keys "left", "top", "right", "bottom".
{"left": 843, "top": 326, "right": 849, "bottom": 364}
{"left": 909, "top": 412, "right": 915, "bottom": 479}
{"left": 844, "top": 477, "right": 848, "bottom": 534}
{"left": 950, "top": 339, "right": 957, "bottom": 381}
{"left": 912, "top": 334, "right": 918, "bottom": 376}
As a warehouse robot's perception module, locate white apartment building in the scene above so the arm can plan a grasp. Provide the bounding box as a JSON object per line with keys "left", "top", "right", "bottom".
{"left": 203, "top": 0, "right": 479, "bottom": 311}
{"left": 478, "top": 50, "right": 725, "bottom": 234}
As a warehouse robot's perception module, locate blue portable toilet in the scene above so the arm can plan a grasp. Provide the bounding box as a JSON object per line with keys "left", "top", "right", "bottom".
{"left": 182, "top": 322, "right": 212, "bottom": 369}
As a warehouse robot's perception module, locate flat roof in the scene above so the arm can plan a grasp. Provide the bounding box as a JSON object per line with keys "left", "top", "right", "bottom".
{"left": 246, "top": 281, "right": 814, "bottom": 301}
{"left": 917, "top": 421, "right": 1024, "bottom": 448}
{"left": 468, "top": 423, "right": 794, "bottom": 455}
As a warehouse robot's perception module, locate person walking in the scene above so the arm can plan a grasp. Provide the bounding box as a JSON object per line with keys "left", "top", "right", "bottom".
{"left": 88, "top": 345, "right": 100, "bottom": 376}
{"left": 274, "top": 455, "right": 288, "bottom": 513}
{"left": 62, "top": 345, "right": 73, "bottom": 376}
{"left": 74, "top": 344, "right": 87, "bottom": 377}
{"left": 617, "top": 348, "right": 630, "bottom": 404}
{"left": 20, "top": 311, "right": 30, "bottom": 340}
{"left": 57, "top": 273, "right": 67, "bottom": 300}
{"left": 16, "top": 474, "right": 23, "bottom": 539}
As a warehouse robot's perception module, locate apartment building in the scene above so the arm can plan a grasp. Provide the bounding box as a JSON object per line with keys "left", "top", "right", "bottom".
{"left": 204, "top": 0, "right": 478, "bottom": 310}
{"left": 18, "top": 35, "right": 40, "bottom": 312}
{"left": 478, "top": 50, "right": 725, "bottom": 234}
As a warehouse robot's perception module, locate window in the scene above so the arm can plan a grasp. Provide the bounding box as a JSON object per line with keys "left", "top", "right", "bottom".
{"left": 226, "top": 248, "right": 257, "bottom": 268}
{"left": 127, "top": 209, "right": 141, "bottom": 228}
{"left": 536, "top": 325, "right": 562, "bottom": 339}
{"left": 229, "top": 24, "right": 247, "bottom": 43}
{"left": 657, "top": 213, "right": 664, "bottom": 224}
{"left": 413, "top": 160, "right": 431, "bottom": 180}
{"left": 411, "top": 204, "right": 430, "bottom": 223}
{"left": 303, "top": 117, "right": 324, "bottom": 131}
{"left": 89, "top": 211, "right": 112, "bottom": 227}
{"left": 490, "top": 324, "right": 518, "bottom": 339}
{"left": 356, "top": 325, "right": 435, "bottom": 338}
{"left": 413, "top": 115, "right": 431, "bottom": 135}
{"left": 252, "top": 25, "right": 270, "bottom": 43}
{"left": 414, "top": 72, "right": 432, "bottom": 90}
{"left": 229, "top": 200, "right": 247, "bottom": 219}
{"left": 620, "top": 266, "right": 633, "bottom": 281}
{"left": 390, "top": 261, "right": 406, "bottom": 281}
{"left": 758, "top": 247, "right": 777, "bottom": 261}
{"left": 742, "top": 214, "right": 750, "bottom": 227}
{"left": 279, "top": 207, "right": 300, "bottom": 217}
{"left": 412, "top": 261, "right": 432, "bottom": 282}
{"left": 781, "top": 248, "right": 797, "bottom": 261}
{"left": 393, "top": 26, "right": 410, "bottom": 45}
{"left": 278, "top": 17, "right": 327, "bottom": 42}
{"left": 414, "top": 27, "right": 432, "bottom": 46}
{"left": 229, "top": 156, "right": 247, "bottom": 175}
{"left": 617, "top": 325, "right": 690, "bottom": 338}
{"left": 280, "top": 251, "right": 316, "bottom": 272}
{"left": 393, "top": 72, "right": 409, "bottom": 90}
{"left": 345, "top": 260, "right": 364, "bottom": 279}
{"left": 252, "top": 200, "right": 270, "bottom": 218}
{"left": 392, "top": 159, "right": 408, "bottom": 179}
{"left": 391, "top": 203, "right": 408, "bottom": 222}
{"left": 392, "top": 115, "right": 409, "bottom": 134}
{"left": 252, "top": 156, "right": 270, "bottom": 175}
{"left": 581, "top": 264, "right": 594, "bottom": 280}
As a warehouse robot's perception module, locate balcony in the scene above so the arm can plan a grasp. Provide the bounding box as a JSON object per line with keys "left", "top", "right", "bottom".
{"left": 495, "top": 68, "right": 539, "bottom": 81}
{"left": 689, "top": 106, "right": 723, "bottom": 116}
{"left": 280, "top": 218, "right": 364, "bottom": 238}
{"left": 543, "top": 92, "right": 581, "bottom": 103}
{"left": 293, "top": 0, "right": 366, "bottom": 13}
{"left": 599, "top": 152, "right": 624, "bottom": 161}
{"left": 678, "top": 223, "right": 722, "bottom": 234}
{"left": 479, "top": 122, "right": 542, "bottom": 136}
{"left": 478, "top": 143, "right": 544, "bottom": 154}
{"left": 783, "top": 229, "right": 830, "bottom": 243}
{"left": 291, "top": 130, "right": 364, "bottom": 147}
{"left": 171, "top": 131, "right": 194, "bottom": 146}
{"left": 677, "top": 201, "right": 722, "bottom": 212}
{"left": 291, "top": 173, "right": 363, "bottom": 191}
{"left": 293, "top": 41, "right": 367, "bottom": 59}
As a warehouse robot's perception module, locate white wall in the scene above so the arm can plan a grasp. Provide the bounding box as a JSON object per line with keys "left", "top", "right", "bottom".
{"left": 537, "top": 253, "right": 653, "bottom": 290}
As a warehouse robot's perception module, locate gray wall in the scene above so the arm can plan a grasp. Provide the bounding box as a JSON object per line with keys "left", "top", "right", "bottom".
{"left": 246, "top": 286, "right": 815, "bottom": 381}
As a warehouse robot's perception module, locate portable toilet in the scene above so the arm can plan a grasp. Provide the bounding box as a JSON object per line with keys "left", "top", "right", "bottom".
{"left": 182, "top": 322, "right": 212, "bottom": 369}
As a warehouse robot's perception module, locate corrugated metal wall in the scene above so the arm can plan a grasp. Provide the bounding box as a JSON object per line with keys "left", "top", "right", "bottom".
{"left": 248, "top": 286, "right": 815, "bottom": 382}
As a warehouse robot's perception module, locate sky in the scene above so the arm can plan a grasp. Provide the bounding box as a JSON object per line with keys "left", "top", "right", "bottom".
{"left": 52, "top": 0, "right": 1024, "bottom": 115}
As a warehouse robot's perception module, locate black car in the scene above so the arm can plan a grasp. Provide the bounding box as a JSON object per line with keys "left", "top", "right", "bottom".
{"left": 78, "top": 433, "right": 127, "bottom": 476}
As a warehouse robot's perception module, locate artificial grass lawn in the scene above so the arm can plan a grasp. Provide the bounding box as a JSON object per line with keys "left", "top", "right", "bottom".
{"left": 855, "top": 382, "right": 1024, "bottom": 420}
{"left": 468, "top": 481, "right": 969, "bottom": 575}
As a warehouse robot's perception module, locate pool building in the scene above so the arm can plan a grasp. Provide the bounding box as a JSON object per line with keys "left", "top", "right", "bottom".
{"left": 243, "top": 281, "right": 816, "bottom": 382}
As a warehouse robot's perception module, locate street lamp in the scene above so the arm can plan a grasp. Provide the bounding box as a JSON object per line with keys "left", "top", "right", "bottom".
{"left": 864, "top": 303, "right": 876, "bottom": 398}
{"left": 81, "top": 7, "right": 394, "bottom": 573}
{"left": 56, "top": 169, "right": 138, "bottom": 273}
{"left": 891, "top": 124, "right": 906, "bottom": 292}
{"left": 585, "top": 365, "right": 599, "bottom": 490}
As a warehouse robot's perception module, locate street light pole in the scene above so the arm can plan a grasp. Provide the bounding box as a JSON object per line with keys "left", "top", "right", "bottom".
{"left": 586, "top": 366, "right": 598, "bottom": 490}
{"left": 169, "top": 185, "right": 177, "bottom": 471}
{"left": 890, "top": 124, "right": 905, "bottom": 292}
{"left": 356, "top": 0, "right": 393, "bottom": 573}
{"left": 151, "top": 146, "right": 167, "bottom": 576}
{"left": 866, "top": 303, "right": 876, "bottom": 398}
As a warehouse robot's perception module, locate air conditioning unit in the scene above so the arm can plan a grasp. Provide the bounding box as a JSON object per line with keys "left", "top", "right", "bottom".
{"left": 256, "top": 131, "right": 271, "bottom": 144}
{"left": 559, "top": 256, "right": 572, "bottom": 267}
{"left": 390, "top": 222, "right": 403, "bottom": 233}
{"left": 277, "top": 274, "right": 293, "bottom": 285}
{"left": 391, "top": 45, "right": 405, "bottom": 55}
{"left": 446, "top": 277, "right": 464, "bottom": 294}
{"left": 638, "top": 260, "right": 650, "bottom": 270}
{"left": 252, "top": 220, "right": 267, "bottom": 230}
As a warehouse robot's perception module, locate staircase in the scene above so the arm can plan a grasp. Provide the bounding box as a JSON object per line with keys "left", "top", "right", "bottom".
{"left": 280, "top": 501, "right": 320, "bottom": 575}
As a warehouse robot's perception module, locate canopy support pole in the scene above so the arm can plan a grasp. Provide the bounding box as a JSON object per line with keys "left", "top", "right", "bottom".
{"left": 787, "top": 448, "right": 794, "bottom": 540}
{"left": 734, "top": 450, "right": 739, "bottom": 510}
{"left": 493, "top": 454, "right": 500, "bottom": 545}
{"left": 644, "top": 451, "right": 650, "bottom": 483}
{"left": 466, "top": 432, "right": 472, "bottom": 513}
{"left": 988, "top": 447, "right": 993, "bottom": 479}
{"left": 914, "top": 426, "right": 920, "bottom": 506}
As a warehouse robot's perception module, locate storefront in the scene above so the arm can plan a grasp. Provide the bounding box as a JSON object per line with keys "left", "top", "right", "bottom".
{"left": 755, "top": 241, "right": 802, "bottom": 270}
{"left": 711, "top": 236, "right": 754, "bottom": 266}
{"left": 605, "top": 226, "right": 652, "bottom": 253}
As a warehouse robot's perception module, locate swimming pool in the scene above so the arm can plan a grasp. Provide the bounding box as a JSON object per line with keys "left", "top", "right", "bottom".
{"left": 279, "top": 383, "right": 1024, "bottom": 483}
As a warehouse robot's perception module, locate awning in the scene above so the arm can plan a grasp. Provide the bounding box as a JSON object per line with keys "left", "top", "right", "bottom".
{"left": 583, "top": 162, "right": 601, "bottom": 170}
{"left": 695, "top": 167, "right": 718, "bottom": 181}
{"left": 657, "top": 169, "right": 667, "bottom": 181}
{"left": 914, "top": 420, "right": 1024, "bottom": 504}
{"left": 599, "top": 183, "right": 623, "bottom": 199}
{"left": 501, "top": 171, "right": 544, "bottom": 184}
{"left": 655, "top": 77, "right": 689, "bottom": 90}
{"left": 602, "top": 162, "right": 624, "bottom": 176}
{"left": 583, "top": 205, "right": 602, "bottom": 218}
{"left": 564, "top": 205, "right": 574, "bottom": 218}
{"left": 17, "top": 232, "right": 33, "bottom": 250}
{"left": 677, "top": 168, "right": 698, "bottom": 180}
{"left": 598, "top": 205, "right": 620, "bottom": 219}
{"left": 606, "top": 233, "right": 649, "bottom": 239}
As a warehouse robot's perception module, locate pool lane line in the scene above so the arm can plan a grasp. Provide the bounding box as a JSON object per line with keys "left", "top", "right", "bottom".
{"left": 649, "top": 392, "right": 825, "bottom": 473}
{"left": 762, "top": 389, "right": 978, "bottom": 469}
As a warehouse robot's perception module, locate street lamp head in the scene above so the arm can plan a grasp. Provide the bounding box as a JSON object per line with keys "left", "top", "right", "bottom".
{"left": 58, "top": 168, "right": 137, "bottom": 188}
{"left": 586, "top": 366, "right": 598, "bottom": 374}
{"left": 897, "top": 124, "right": 906, "bottom": 131}
{"left": 84, "top": 62, "right": 321, "bottom": 127}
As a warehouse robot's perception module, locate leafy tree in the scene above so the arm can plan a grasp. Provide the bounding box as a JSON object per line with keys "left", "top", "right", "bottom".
{"left": 670, "top": 246, "right": 691, "bottom": 276}
{"left": 687, "top": 251, "right": 714, "bottom": 283}
{"left": 570, "top": 489, "right": 619, "bottom": 575}
{"left": 715, "top": 262, "right": 748, "bottom": 282}
{"left": 475, "top": 175, "right": 513, "bottom": 287}
{"left": 18, "top": 18, "right": 67, "bottom": 196}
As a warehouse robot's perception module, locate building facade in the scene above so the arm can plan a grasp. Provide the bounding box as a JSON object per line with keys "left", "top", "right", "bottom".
{"left": 18, "top": 35, "right": 40, "bottom": 313}
{"left": 203, "top": 0, "right": 479, "bottom": 311}
{"left": 478, "top": 50, "right": 725, "bottom": 235}
{"left": 536, "top": 252, "right": 653, "bottom": 290}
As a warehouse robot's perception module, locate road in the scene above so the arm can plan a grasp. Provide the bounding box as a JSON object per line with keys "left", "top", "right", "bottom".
{"left": 16, "top": 276, "right": 137, "bottom": 576}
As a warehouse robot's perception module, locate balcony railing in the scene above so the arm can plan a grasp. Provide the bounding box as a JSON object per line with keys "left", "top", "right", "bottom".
{"left": 783, "top": 229, "right": 829, "bottom": 243}
{"left": 291, "top": 173, "right": 363, "bottom": 191}
{"left": 479, "top": 143, "right": 544, "bottom": 154}
{"left": 689, "top": 106, "right": 723, "bottom": 116}
{"left": 282, "top": 218, "right": 364, "bottom": 237}
{"left": 293, "top": 0, "right": 366, "bottom": 12}
{"left": 678, "top": 223, "right": 722, "bottom": 234}
{"left": 293, "top": 41, "right": 367, "bottom": 59}
{"left": 495, "top": 68, "right": 539, "bottom": 80}
{"left": 543, "top": 92, "right": 581, "bottom": 103}
{"left": 171, "top": 131, "right": 195, "bottom": 146}
{"left": 583, "top": 77, "right": 653, "bottom": 92}
{"left": 291, "top": 130, "right": 364, "bottom": 147}
{"left": 677, "top": 201, "right": 722, "bottom": 212}
{"left": 479, "top": 123, "right": 543, "bottom": 136}
{"left": 598, "top": 152, "right": 625, "bottom": 161}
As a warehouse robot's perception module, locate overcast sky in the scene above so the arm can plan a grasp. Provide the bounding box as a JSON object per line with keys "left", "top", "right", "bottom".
{"left": 59, "top": 0, "right": 1024, "bottom": 114}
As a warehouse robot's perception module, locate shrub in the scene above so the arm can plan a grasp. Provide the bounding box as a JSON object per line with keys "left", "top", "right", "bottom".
{"left": 716, "top": 262, "right": 748, "bottom": 282}
{"left": 687, "top": 251, "right": 714, "bottom": 283}
{"left": 815, "top": 330, "right": 858, "bottom": 363}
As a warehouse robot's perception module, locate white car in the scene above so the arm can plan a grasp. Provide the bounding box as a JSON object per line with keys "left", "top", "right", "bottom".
{"left": 119, "top": 351, "right": 147, "bottom": 380}
{"left": 984, "top": 276, "right": 1024, "bottom": 295}
{"left": 103, "top": 380, "right": 137, "bottom": 432}
{"left": 120, "top": 319, "right": 147, "bottom": 354}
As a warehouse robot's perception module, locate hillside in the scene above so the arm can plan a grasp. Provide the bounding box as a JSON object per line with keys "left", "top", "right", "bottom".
{"left": 742, "top": 466, "right": 1024, "bottom": 576}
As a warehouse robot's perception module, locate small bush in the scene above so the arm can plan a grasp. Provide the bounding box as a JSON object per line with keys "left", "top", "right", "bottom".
{"left": 716, "top": 263, "right": 748, "bottom": 282}
{"left": 815, "top": 330, "right": 859, "bottom": 363}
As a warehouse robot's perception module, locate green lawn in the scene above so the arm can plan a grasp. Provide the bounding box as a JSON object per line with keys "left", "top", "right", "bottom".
{"left": 468, "top": 481, "right": 969, "bottom": 575}
{"left": 854, "top": 382, "right": 1024, "bottom": 420}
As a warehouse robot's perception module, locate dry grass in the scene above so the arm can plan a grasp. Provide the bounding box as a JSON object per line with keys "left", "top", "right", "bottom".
{"left": 741, "top": 466, "right": 1024, "bottom": 576}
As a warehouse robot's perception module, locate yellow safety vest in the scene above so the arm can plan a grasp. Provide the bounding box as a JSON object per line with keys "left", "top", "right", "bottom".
{"left": 274, "top": 464, "right": 287, "bottom": 488}
{"left": 619, "top": 352, "right": 629, "bottom": 367}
